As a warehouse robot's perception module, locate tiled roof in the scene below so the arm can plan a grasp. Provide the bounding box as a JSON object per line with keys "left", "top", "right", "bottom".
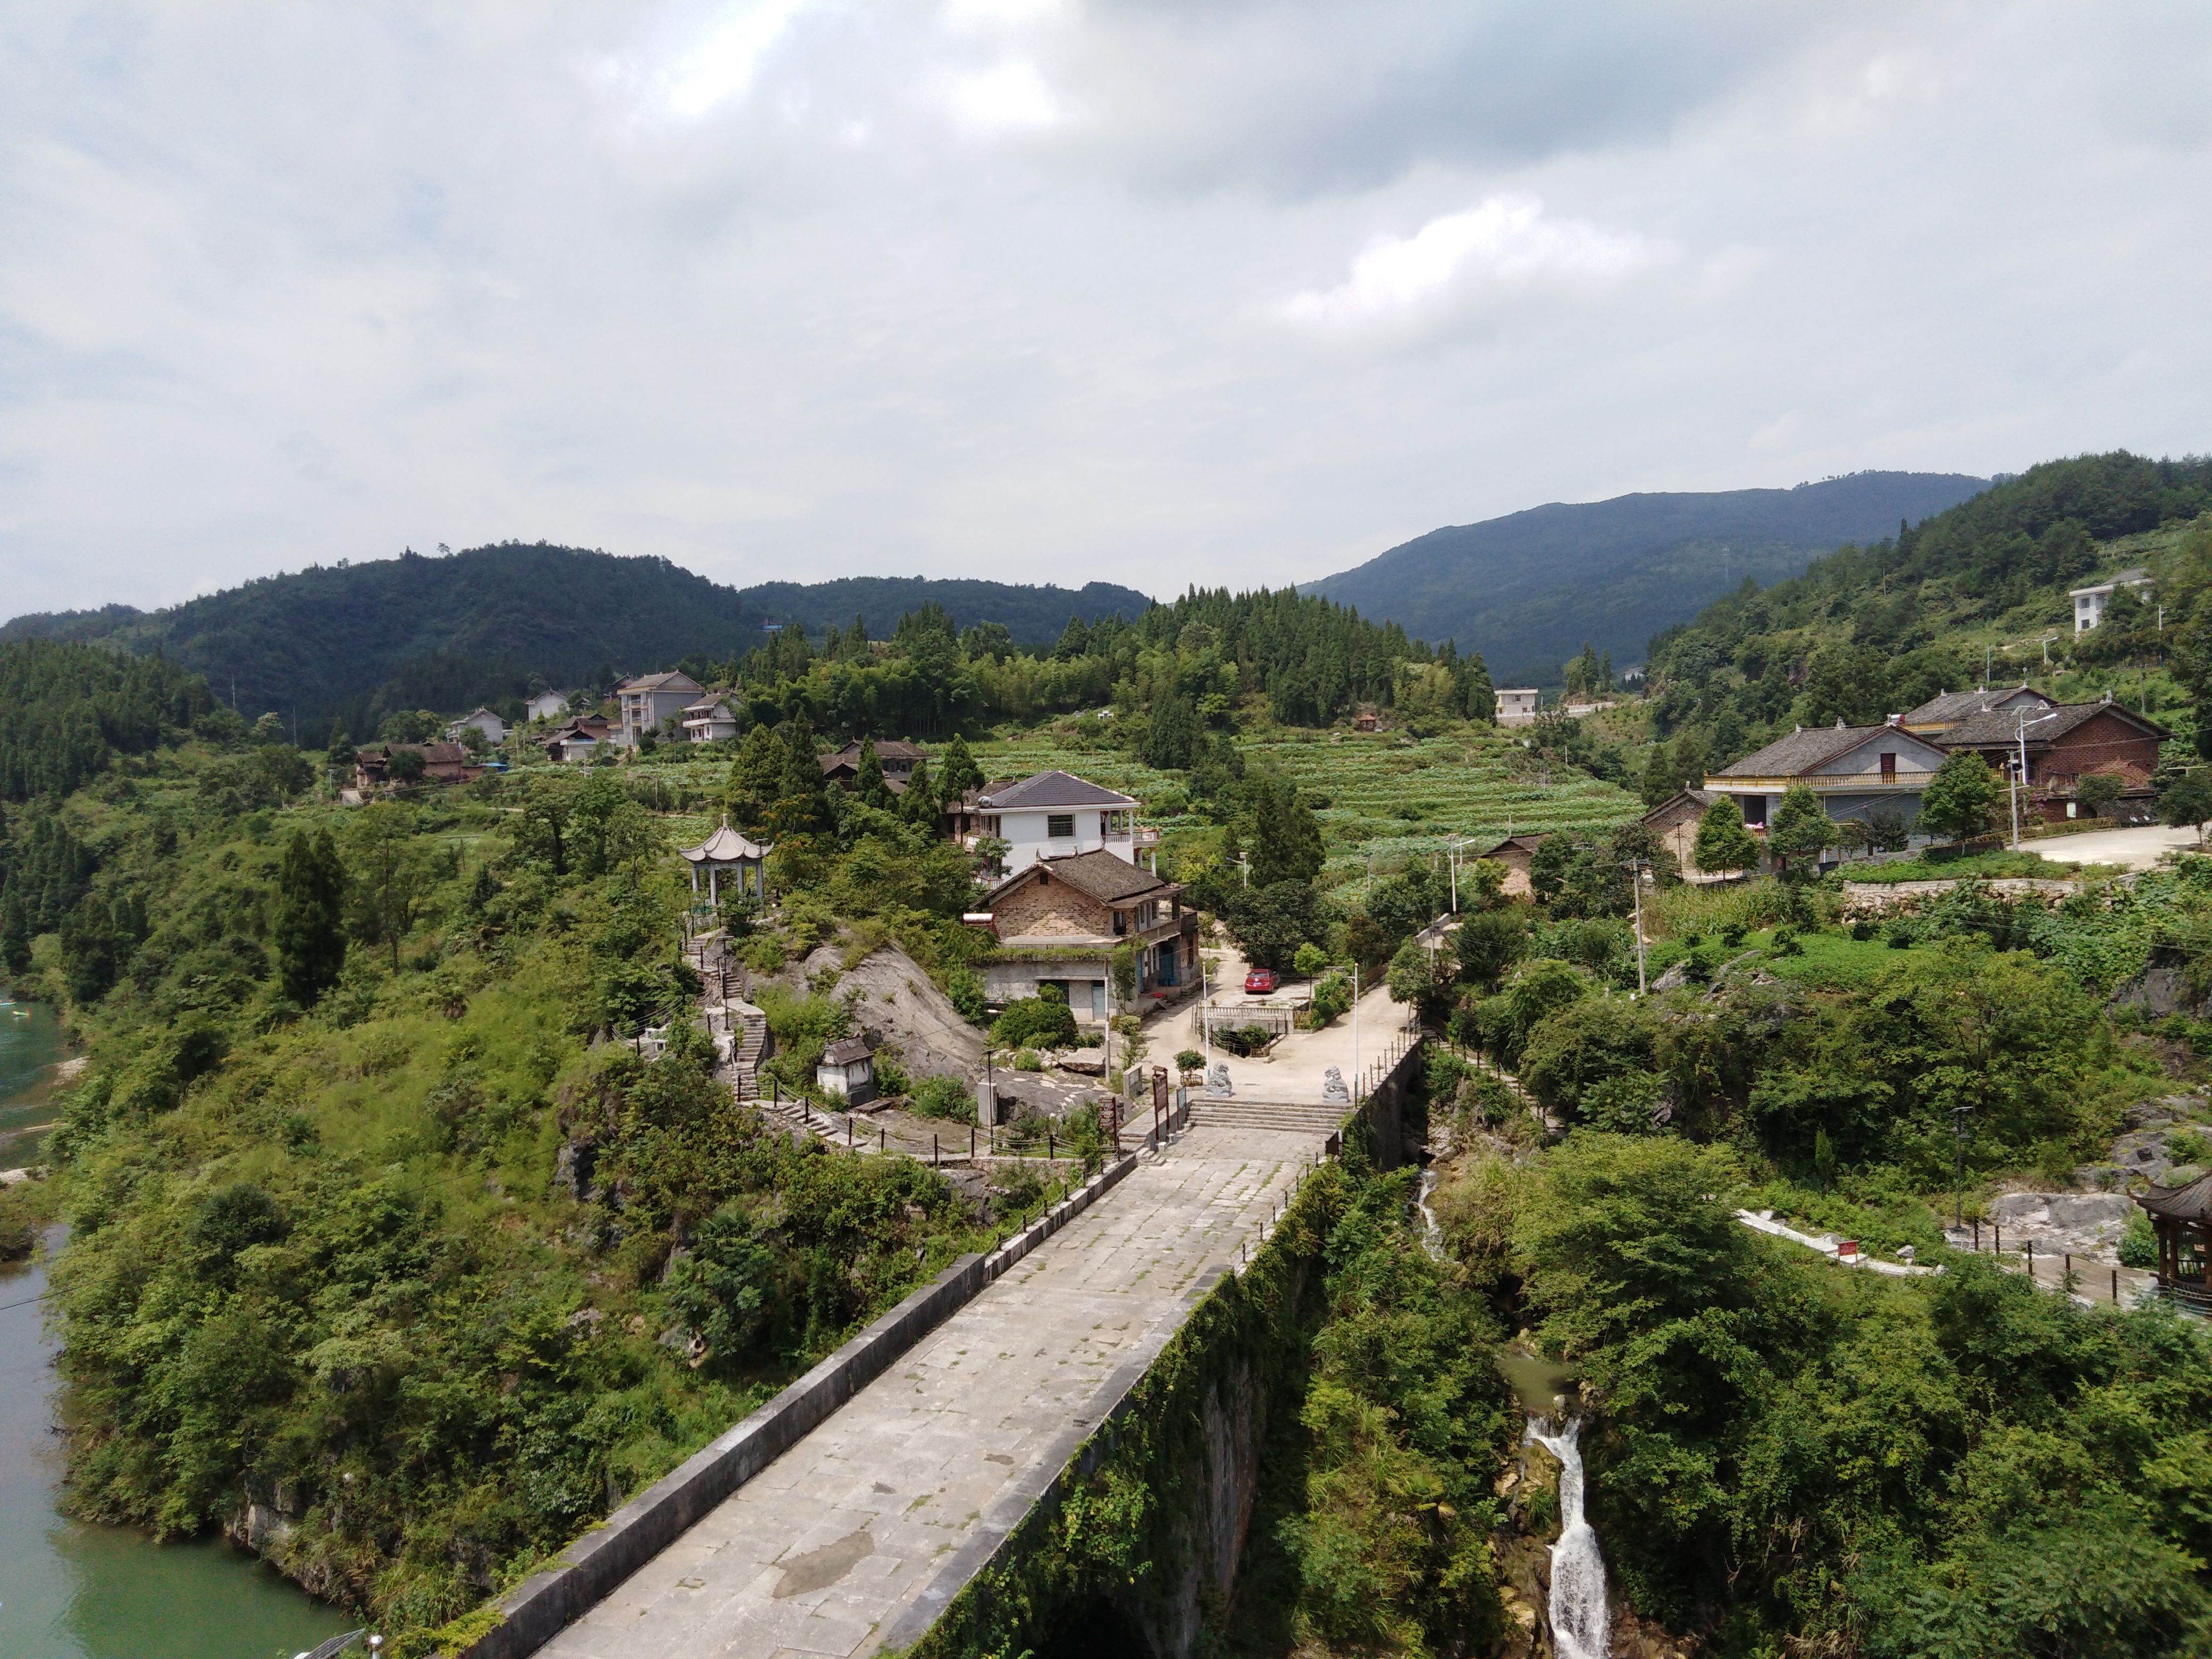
{"left": 1714, "top": 724, "right": 1896, "bottom": 779}
{"left": 1478, "top": 834, "right": 1549, "bottom": 857}
{"left": 1939, "top": 701, "right": 2172, "bottom": 749}
{"left": 986, "top": 849, "right": 1170, "bottom": 907}
{"left": 1904, "top": 687, "right": 2052, "bottom": 726}
{"left": 820, "top": 1037, "right": 873, "bottom": 1067}
{"left": 980, "top": 770, "right": 1139, "bottom": 810}
{"left": 1641, "top": 788, "right": 1720, "bottom": 823}
{"left": 620, "top": 671, "right": 702, "bottom": 693}
{"left": 2137, "top": 1170, "right": 2212, "bottom": 1224}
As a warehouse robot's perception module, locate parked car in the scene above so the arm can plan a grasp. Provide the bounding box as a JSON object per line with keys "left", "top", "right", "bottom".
{"left": 1244, "top": 969, "right": 1278, "bottom": 994}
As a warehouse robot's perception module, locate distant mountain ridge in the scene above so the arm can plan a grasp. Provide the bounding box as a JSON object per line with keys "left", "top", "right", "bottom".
{"left": 0, "top": 544, "right": 1151, "bottom": 733}
{"left": 1306, "top": 471, "right": 1991, "bottom": 684}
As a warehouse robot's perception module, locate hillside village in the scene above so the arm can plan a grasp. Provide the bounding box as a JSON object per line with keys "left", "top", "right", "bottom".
{"left": 6, "top": 455, "right": 2212, "bottom": 1659}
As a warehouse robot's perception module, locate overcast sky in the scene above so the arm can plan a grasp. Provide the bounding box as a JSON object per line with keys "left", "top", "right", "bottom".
{"left": 3, "top": 2, "right": 2209, "bottom": 618}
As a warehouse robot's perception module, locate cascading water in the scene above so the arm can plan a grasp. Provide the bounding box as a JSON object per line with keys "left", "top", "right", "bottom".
{"left": 1415, "top": 1169, "right": 1443, "bottom": 1260}
{"left": 1528, "top": 1415, "right": 1610, "bottom": 1659}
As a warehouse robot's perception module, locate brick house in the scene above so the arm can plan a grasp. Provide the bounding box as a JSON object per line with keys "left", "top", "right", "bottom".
{"left": 543, "top": 717, "right": 614, "bottom": 764}
{"left": 1470, "top": 833, "right": 1549, "bottom": 898}
{"left": 1932, "top": 695, "right": 2172, "bottom": 823}
{"left": 1641, "top": 788, "right": 1725, "bottom": 879}
{"left": 975, "top": 849, "right": 1199, "bottom": 1022}
{"left": 1900, "top": 686, "right": 2054, "bottom": 738}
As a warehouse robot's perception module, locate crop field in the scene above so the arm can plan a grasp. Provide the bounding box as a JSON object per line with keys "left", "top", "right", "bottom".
{"left": 973, "top": 723, "right": 1644, "bottom": 880}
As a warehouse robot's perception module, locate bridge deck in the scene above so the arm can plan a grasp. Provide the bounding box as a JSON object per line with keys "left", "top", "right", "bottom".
{"left": 537, "top": 1124, "right": 1324, "bottom": 1659}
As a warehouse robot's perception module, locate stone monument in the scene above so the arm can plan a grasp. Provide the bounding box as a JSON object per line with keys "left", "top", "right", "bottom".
{"left": 1204, "top": 1061, "right": 1234, "bottom": 1097}
{"left": 1322, "top": 1066, "right": 1351, "bottom": 1105}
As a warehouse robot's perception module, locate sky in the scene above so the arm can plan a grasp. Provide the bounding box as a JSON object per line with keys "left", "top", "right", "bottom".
{"left": 2, "top": 1, "right": 2210, "bottom": 618}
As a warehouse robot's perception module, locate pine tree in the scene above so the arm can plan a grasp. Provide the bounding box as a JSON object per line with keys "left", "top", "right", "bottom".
{"left": 1691, "top": 797, "right": 1759, "bottom": 879}
{"left": 1250, "top": 774, "right": 1323, "bottom": 887}
{"left": 900, "top": 757, "right": 940, "bottom": 828}
{"left": 726, "top": 724, "right": 789, "bottom": 830}
{"left": 855, "top": 739, "right": 892, "bottom": 809}
{"left": 768, "top": 716, "right": 833, "bottom": 842}
{"left": 938, "top": 734, "right": 986, "bottom": 802}
{"left": 274, "top": 827, "right": 348, "bottom": 1005}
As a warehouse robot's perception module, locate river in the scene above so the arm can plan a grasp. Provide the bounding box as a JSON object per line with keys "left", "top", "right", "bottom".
{"left": 0, "top": 1001, "right": 354, "bottom": 1659}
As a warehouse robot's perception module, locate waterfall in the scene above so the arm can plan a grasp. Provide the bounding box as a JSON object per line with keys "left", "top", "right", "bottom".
{"left": 1529, "top": 1416, "right": 1610, "bottom": 1659}
{"left": 1415, "top": 1169, "right": 1444, "bottom": 1261}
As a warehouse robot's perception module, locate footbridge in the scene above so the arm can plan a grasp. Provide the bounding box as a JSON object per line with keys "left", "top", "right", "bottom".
{"left": 457, "top": 1013, "right": 1425, "bottom": 1659}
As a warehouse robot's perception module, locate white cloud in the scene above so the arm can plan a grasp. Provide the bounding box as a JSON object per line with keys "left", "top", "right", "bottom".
{"left": 945, "top": 58, "right": 1068, "bottom": 135}
{"left": 1275, "top": 195, "right": 1664, "bottom": 330}
{"left": 666, "top": 0, "right": 811, "bottom": 118}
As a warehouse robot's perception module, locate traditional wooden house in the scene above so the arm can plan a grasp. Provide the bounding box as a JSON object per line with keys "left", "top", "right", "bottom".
{"left": 973, "top": 849, "right": 1198, "bottom": 1021}
{"left": 2134, "top": 1172, "right": 2210, "bottom": 1312}
{"left": 820, "top": 739, "right": 925, "bottom": 791}
{"left": 816, "top": 1037, "right": 878, "bottom": 1106}
{"left": 354, "top": 742, "right": 482, "bottom": 791}
{"left": 1930, "top": 696, "right": 2172, "bottom": 824}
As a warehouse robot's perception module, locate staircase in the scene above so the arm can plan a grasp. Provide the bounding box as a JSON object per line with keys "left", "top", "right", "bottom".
{"left": 1185, "top": 1098, "right": 1354, "bottom": 1136}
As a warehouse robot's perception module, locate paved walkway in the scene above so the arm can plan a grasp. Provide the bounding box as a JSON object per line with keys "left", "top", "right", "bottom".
{"left": 2028, "top": 823, "right": 2202, "bottom": 870}
{"left": 1144, "top": 938, "right": 1411, "bottom": 1105}
{"left": 537, "top": 1124, "right": 1327, "bottom": 1659}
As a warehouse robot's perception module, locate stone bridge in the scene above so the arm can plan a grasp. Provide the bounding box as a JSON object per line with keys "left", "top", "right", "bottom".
{"left": 459, "top": 1018, "right": 1427, "bottom": 1659}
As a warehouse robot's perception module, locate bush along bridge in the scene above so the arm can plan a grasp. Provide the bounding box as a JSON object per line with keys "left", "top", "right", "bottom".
{"left": 436, "top": 1024, "right": 1431, "bottom": 1659}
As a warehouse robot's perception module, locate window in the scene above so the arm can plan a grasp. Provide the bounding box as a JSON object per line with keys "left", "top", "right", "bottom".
{"left": 1741, "top": 794, "right": 1767, "bottom": 827}
{"left": 1047, "top": 814, "right": 1075, "bottom": 839}
{"left": 1879, "top": 752, "right": 1897, "bottom": 782}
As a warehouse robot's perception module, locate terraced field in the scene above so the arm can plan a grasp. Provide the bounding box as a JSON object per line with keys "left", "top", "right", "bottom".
{"left": 971, "top": 724, "right": 1643, "bottom": 880}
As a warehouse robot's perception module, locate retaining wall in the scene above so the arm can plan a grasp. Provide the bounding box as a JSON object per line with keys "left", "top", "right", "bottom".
{"left": 451, "top": 1153, "right": 1137, "bottom": 1659}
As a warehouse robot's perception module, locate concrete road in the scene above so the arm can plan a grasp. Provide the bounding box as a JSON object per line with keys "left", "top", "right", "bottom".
{"left": 536, "top": 1124, "right": 1322, "bottom": 1659}
{"left": 2029, "top": 823, "right": 2203, "bottom": 870}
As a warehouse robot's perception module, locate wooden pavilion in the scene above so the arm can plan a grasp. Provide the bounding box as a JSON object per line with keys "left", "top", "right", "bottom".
{"left": 680, "top": 819, "right": 773, "bottom": 906}
{"left": 2135, "top": 1172, "right": 2212, "bottom": 1311}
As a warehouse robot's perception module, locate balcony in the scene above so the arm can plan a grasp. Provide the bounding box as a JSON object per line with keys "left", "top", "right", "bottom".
{"left": 1710, "top": 770, "right": 1937, "bottom": 792}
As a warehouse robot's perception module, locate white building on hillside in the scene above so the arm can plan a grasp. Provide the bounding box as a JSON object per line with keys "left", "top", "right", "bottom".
{"left": 682, "top": 697, "right": 740, "bottom": 743}
{"left": 1495, "top": 688, "right": 1541, "bottom": 725}
{"left": 976, "top": 771, "right": 1145, "bottom": 875}
{"left": 616, "top": 671, "right": 703, "bottom": 745}
{"left": 2071, "top": 569, "right": 2151, "bottom": 633}
{"left": 526, "top": 689, "right": 571, "bottom": 722}
{"left": 445, "top": 707, "right": 507, "bottom": 744}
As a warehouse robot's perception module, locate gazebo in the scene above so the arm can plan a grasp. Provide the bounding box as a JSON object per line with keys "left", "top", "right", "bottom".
{"left": 679, "top": 819, "right": 773, "bottom": 906}
{"left": 2135, "top": 1172, "right": 2212, "bottom": 1312}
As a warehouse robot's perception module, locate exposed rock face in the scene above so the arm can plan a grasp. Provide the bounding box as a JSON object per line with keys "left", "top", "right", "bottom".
{"left": 2112, "top": 950, "right": 2212, "bottom": 1021}
{"left": 782, "top": 942, "right": 986, "bottom": 1077}
{"left": 1987, "top": 1189, "right": 2138, "bottom": 1261}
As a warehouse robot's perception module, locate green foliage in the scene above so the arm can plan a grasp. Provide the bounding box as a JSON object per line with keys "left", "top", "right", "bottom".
{"left": 1767, "top": 782, "right": 1836, "bottom": 868}
{"left": 993, "top": 986, "right": 1079, "bottom": 1051}
{"left": 1228, "top": 879, "right": 1323, "bottom": 972}
{"left": 273, "top": 828, "right": 348, "bottom": 1007}
{"left": 1691, "top": 794, "right": 1759, "bottom": 876}
{"left": 1917, "top": 751, "right": 2002, "bottom": 844}
{"left": 945, "top": 965, "right": 986, "bottom": 1024}
{"left": 1309, "top": 968, "right": 1353, "bottom": 1025}
{"left": 2161, "top": 766, "right": 2212, "bottom": 836}
{"left": 0, "top": 639, "right": 222, "bottom": 801}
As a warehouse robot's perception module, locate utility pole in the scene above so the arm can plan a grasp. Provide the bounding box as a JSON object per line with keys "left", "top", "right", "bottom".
{"left": 1951, "top": 1103, "right": 1972, "bottom": 1230}
{"left": 1621, "top": 858, "right": 1650, "bottom": 994}
{"left": 2011, "top": 707, "right": 2060, "bottom": 850}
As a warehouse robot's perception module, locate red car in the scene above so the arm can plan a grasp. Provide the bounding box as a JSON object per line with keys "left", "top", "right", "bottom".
{"left": 1244, "top": 969, "right": 1278, "bottom": 994}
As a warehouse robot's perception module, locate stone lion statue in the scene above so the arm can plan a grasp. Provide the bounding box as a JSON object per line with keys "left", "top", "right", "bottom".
{"left": 1322, "top": 1066, "right": 1351, "bottom": 1105}
{"left": 1204, "top": 1061, "right": 1234, "bottom": 1097}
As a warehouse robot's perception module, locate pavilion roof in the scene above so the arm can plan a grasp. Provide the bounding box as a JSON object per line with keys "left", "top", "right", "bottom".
{"left": 681, "top": 822, "right": 772, "bottom": 865}
{"left": 2137, "top": 1170, "right": 2212, "bottom": 1224}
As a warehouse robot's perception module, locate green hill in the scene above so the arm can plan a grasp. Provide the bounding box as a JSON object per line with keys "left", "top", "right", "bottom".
{"left": 0, "top": 547, "right": 1151, "bottom": 738}
{"left": 1306, "top": 471, "right": 1991, "bottom": 684}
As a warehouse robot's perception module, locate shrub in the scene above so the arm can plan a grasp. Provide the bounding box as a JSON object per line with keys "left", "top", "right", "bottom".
{"left": 1014, "top": 1049, "right": 1043, "bottom": 1072}
{"left": 946, "top": 966, "right": 986, "bottom": 1024}
{"left": 993, "top": 988, "right": 1078, "bottom": 1050}
{"left": 1310, "top": 970, "right": 1353, "bottom": 1024}
{"left": 2118, "top": 1210, "right": 2157, "bottom": 1269}
{"left": 911, "top": 1074, "right": 974, "bottom": 1122}
{"left": 1175, "top": 1049, "right": 1205, "bottom": 1077}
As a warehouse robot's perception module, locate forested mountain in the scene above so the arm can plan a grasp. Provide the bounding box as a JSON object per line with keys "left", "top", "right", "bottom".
{"left": 0, "top": 546, "right": 1150, "bottom": 739}
{"left": 739, "top": 576, "right": 1149, "bottom": 647}
{"left": 1308, "top": 471, "right": 1990, "bottom": 684}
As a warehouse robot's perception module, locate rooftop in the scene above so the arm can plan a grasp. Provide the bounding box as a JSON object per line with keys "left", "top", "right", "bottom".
{"left": 1713, "top": 723, "right": 1917, "bottom": 780}
{"left": 1938, "top": 699, "right": 2172, "bottom": 748}
{"left": 1904, "top": 686, "right": 2053, "bottom": 726}
{"left": 979, "top": 769, "right": 1139, "bottom": 811}
{"left": 986, "top": 848, "right": 1176, "bottom": 908}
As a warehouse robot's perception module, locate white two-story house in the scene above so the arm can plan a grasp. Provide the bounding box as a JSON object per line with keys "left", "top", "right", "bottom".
{"left": 975, "top": 771, "right": 1145, "bottom": 875}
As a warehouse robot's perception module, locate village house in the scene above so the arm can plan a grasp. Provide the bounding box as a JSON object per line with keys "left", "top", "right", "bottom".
{"left": 681, "top": 697, "right": 741, "bottom": 744}
{"left": 973, "top": 849, "right": 1199, "bottom": 1021}
{"left": 1641, "top": 788, "right": 1727, "bottom": 879}
{"left": 1704, "top": 720, "right": 1952, "bottom": 840}
{"left": 1899, "top": 685, "right": 2055, "bottom": 738}
{"left": 525, "top": 689, "right": 572, "bottom": 723}
{"left": 815, "top": 1037, "right": 878, "bottom": 1107}
{"left": 615, "top": 671, "right": 704, "bottom": 746}
{"left": 543, "top": 716, "right": 614, "bottom": 764}
{"left": 445, "top": 707, "right": 507, "bottom": 745}
{"left": 975, "top": 770, "right": 1149, "bottom": 874}
{"left": 820, "top": 738, "right": 925, "bottom": 791}
{"left": 2071, "top": 567, "right": 2152, "bottom": 633}
{"left": 1494, "top": 689, "right": 1542, "bottom": 726}
{"left": 354, "top": 742, "right": 482, "bottom": 792}
{"left": 1470, "top": 833, "right": 1549, "bottom": 898}
{"left": 1930, "top": 694, "right": 2172, "bottom": 823}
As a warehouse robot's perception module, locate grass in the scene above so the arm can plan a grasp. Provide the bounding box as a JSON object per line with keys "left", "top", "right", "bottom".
{"left": 1748, "top": 928, "right": 1907, "bottom": 990}
{"left": 1837, "top": 849, "right": 2117, "bottom": 884}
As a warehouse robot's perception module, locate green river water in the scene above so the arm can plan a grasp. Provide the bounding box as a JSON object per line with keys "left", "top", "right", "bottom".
{"left": 0, "top": 1001, "right": 355, "bottom": 1659}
